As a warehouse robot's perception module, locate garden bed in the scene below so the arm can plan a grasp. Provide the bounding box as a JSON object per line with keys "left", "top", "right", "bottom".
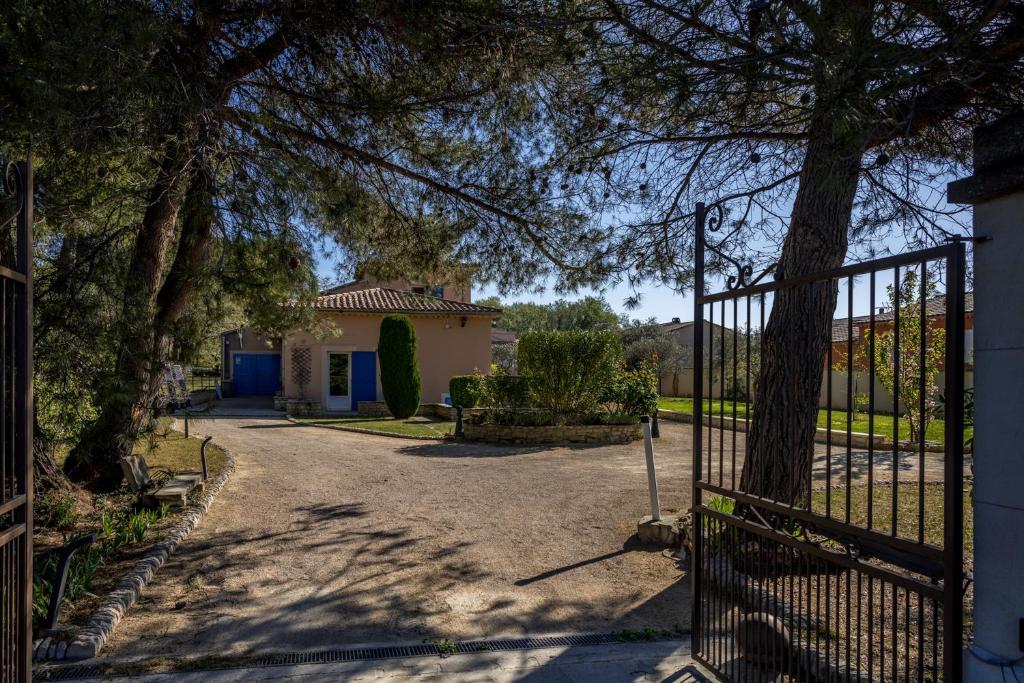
{"left": 33, "top": 419, "right": 229, "bottom": 655}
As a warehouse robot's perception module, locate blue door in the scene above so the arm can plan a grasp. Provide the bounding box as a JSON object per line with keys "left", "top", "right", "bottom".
{"left": 233, "top": 353, "right": 281, "bottom": 395}
{"left": 351, "top": 351, "right": 377, "bottom": 408}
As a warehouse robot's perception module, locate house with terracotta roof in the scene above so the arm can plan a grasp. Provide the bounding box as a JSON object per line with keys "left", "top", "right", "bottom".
{"left": 220, "top": 276, "right": 500, "bottom": 412}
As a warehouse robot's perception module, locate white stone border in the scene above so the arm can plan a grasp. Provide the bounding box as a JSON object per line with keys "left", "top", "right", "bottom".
{"left": 34, "top": 440, "right": 237, "bottom": 662}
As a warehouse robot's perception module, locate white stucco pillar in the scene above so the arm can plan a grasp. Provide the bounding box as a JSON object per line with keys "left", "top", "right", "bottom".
{"left": 949, "top": 112, "right": 1024, "bottom": 681}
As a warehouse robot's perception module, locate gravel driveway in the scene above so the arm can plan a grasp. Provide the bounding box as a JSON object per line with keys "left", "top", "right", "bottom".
{"left": 102, "top": 416, "right": 694, "bottom": 659}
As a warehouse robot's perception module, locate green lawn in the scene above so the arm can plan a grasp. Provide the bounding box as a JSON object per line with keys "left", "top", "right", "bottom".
{"left": 810, "top": 483, "right": 973, "bottom": 553}
{"left": 658, "top": 396, "right": 964, "bottom": 445}
{"left": 293, "top": 416, "right": 454, "bottom": 438}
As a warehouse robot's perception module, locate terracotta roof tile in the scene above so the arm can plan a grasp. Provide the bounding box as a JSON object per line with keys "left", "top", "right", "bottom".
{"left": 308, "top": 287, "right": 501, "bottom": 316}
{"left": 831, "top": 292, "right": 973, "bottom": 342}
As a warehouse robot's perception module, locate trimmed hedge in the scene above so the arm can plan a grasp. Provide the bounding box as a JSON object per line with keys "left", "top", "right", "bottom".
{"left": 378, "top": 315, "right": 421, "bottom": 419}
{"left": 449, "top": 375, "right": 484, "bottom": 408}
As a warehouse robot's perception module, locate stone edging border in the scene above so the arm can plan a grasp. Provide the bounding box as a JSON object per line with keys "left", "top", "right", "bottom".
{"left": 33, "top": 435, "right": 237, "bottom": 662}
{"left": 287, "top": 416, "right": 450, "bottom": 441}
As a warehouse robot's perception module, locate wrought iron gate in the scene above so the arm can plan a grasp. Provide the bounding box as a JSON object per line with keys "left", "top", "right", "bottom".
{"left": 691, "top": 201, "right": 966, "bottom": 682}
{"left": 1, "top": 158, "right": 33, "bottom": 683}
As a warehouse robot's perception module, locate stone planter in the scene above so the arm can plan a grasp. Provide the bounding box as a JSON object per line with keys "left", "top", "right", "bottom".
{"left": 286, "top": 399, "right": 321, "bottom": 417}
{"left": 462, "top": 422, "right": 641, "bottom": 445}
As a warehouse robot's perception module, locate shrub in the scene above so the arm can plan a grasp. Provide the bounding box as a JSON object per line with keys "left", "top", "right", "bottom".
{"left": 602, "top": 365, "right": 659, "bottom": 418}
{"left": 449, "top": 374, "right": 485, "bottom": 408}
{"left": 517, "top": 330, "right": 622, "bottom": 419}
{"left": 378, "top": 315, "right": 421, "bottom": 419}
{"left": 486, "top": 409, "right": 556, "bottom": 426}
{"left": 38, "top": 492, "right": 79, "bottom": 532}
{"left": 481, "top": 373, "right": 533, "bottom": 409}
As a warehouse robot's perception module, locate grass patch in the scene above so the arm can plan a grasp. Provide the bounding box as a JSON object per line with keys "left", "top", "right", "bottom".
{"left": 294, "top": 416, "right": 454, "bottom": 438}
{"left": 810, "top": 483, "right": 973, "bottom": 554}
{"left": 657, "top": 396, "right": 969, "bottom": 445}
{"left": 134, "top": 417, "right": 227, "bottom": 478}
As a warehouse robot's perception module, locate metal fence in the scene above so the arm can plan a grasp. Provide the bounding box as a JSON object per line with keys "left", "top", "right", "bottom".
{"left": 0, "top": 158, "right": 33, "bottom": 683}
{"left": 691, "top": 201, "right": 966, "bottom": 682}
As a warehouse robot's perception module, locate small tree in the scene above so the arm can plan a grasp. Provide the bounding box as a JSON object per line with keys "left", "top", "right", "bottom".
{"left": 859, "top": 271, "right": 945, "bottom": 443}
{"left": 378, "top": 315, "right": 421, "bottom": 419}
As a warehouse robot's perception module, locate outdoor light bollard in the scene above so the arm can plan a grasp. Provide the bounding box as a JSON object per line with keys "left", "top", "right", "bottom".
{"left": 200, "top": 435, "right": 212, "bottom": 480}
{"left": 651, "top": 411, "right": 660, "bottom": 438}
{"left": 641, "top": 415, "right": 662, "bottom": 521}
{"left": 454, "top": 405, "right": 465, "bottom": 438}
{"left": 184, "top": 413, "right": 190, "bottom": 438}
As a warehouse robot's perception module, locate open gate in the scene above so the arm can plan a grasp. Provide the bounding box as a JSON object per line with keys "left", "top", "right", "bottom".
{"left": 1, "top": 158, "right": 33, "bottom": 683}
{"left": 691, "top": 200, "right": 966, "bottom": 682}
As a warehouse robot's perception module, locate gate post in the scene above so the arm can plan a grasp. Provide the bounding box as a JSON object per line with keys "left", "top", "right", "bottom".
{"left": 949, "top": 112, "right": 1024, "bottom": 681}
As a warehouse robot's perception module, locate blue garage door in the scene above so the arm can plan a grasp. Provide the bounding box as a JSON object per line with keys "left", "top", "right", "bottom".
{"left": 233, "top": 353, "right": 281, "bottom": 396}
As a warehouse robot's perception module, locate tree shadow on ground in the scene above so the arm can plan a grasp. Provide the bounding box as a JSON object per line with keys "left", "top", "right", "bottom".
{"left": 396, "top": 440, "right": 628, "bottom": 459}
{"left": 104, "top": 499, "right": 692, "bottom": 663}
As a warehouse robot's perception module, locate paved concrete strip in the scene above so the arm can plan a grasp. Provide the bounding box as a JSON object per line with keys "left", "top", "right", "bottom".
{"left": 71, "top": 640, "right": 713, "bottom": 682}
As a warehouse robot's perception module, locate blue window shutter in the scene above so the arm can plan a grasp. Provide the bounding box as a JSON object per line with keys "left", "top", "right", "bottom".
{"left": 351, "top": 352, "right": 377, "bottom": 407}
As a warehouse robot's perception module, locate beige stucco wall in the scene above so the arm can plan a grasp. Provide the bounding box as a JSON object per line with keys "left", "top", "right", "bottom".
{"left": 282, "top": 312, "right": 494, "bottom": 408}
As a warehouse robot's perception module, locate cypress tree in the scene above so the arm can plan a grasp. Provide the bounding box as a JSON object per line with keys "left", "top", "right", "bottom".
{"left": 378, "top": 315, "right": 421, "bottom": 419}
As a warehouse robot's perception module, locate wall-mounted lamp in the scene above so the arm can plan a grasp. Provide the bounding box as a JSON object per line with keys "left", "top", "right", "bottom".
{"left": 460, "top": 317, "right": 467, "bottom": 328}
{"left": 444, "top": 319, "right": 452, "bottom": 329}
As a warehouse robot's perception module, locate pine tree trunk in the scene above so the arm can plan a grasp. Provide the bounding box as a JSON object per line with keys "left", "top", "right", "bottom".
{"left": 739, "top": 114, "right": 866, "bottom": 505}
{"left": 63, "top": 142, "right": 193, "bottom": 486}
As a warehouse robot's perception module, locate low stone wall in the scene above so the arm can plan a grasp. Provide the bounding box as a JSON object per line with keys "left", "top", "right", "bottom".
{"left": 356, "top": 401, "right": 456, "bottom": 420}
{"left": 463, "top": 422, "right": 641, "bottom": 445}
{"left": 287, "top": 399, "right": 321, "bottom": 417}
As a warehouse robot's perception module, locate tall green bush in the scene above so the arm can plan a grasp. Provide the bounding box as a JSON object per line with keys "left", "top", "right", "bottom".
{"left": 517, "top": 330, "right": 622, "bottom": 419}
{"left": 378, "top": 315, "right": 421, "bottom": 419}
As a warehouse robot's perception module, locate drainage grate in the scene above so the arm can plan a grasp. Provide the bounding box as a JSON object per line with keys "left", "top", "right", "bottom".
{"left": 34, "top": 665, "right": 106, "bottom": 681}
{"left": 34, "top": 633, "right": 663, "bottom": 680}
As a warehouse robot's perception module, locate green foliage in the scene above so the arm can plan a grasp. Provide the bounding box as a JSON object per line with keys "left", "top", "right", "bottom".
{"left": 619, "top": 320, "right": 689, "bottom": 376}
{"left": 479, "top": 373, "right": 533, "bottom": 410}
{"left": 602, "top": 365, "right": 659, "bottom": 417}
{"left": 449, "top": 375, "right": 485, "bottom": 408}
{"left": 517, "top": 330, "right": 623, "bottom": 420}
{"left": 32, "top": 503, "right": 167, "bottom": 632}
{"left": 37, "top": 492, "right": 80, "bottom": 533}
{"left": 858, "top": 270, "right": 946, "bottom": 442}
{"left": 479, "top": 296, "right": 620, "bottom": 334}
{"left": 378, "top": 315, "right": 421, "bottom": 419}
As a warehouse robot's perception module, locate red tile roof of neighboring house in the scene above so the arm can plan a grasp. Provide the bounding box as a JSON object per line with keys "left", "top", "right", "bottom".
{"left": 307, "top": 287, "right": 501, "bottom": 316}
{"left": 831, "top": 292, "right": 974, "bottom": 342}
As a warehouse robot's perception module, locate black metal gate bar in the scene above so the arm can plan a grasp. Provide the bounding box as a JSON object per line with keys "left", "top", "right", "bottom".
{"left": 0, "top": 157, "right": 33, "bottom": 683}
{"left": 690, "top": 199, "right": 966, "bottom": 682}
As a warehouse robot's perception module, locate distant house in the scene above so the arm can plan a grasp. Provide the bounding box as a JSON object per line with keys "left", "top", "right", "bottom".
{"left": 220, "top": 275, "right": 500, "bottom": 412}
{"left": 658, "top": 317, "right": 735, "bottom": 397}
{"left": 822, "top": 292, "right": 975, "bottom": 411}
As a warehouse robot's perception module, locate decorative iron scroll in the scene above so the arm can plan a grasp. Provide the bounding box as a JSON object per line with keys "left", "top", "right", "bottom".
{"left": 1, "top": 159, "right": 26, "bottom": 232}
{"left": 702, "top": 200, "right": 780, "bottom": 290}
